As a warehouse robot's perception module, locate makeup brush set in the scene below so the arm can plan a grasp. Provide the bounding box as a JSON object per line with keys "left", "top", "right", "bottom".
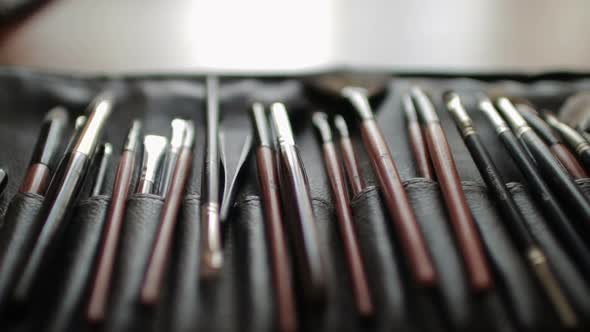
{"left": 1, "top": 71, "right": 590, "bottom": 332}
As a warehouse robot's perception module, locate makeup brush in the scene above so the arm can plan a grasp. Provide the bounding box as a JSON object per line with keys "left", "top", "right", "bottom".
{"left": 479, "top": 97, "right": 590, "bottom": 277}
{"left": 90, "top": 143, "right": 113, "bottom": 196}
{"left": 13, "top": 94, "right": 113, "bottom": 305}
{"left": 313, "top": 112, "right": 374, "bottom": 318}
{"left": 544, "top": 112, "right": 590, "bottom": 172}
{"left": 270, "top": 102, "right": 326, "bottom": 305}
{"left": 341, "top": 87, "right": 437, "bottom": 287}
{"left": 136, "top": 135, "right": 168, "bottom": 195}
{"left": 496, "top": 98, "right": 590, "bottom": 223}
{"left": 87, "top": 121, "right": 141, "bottom": 322}
{"left": 402, "top": 94, "right": 434, "bottom": 179}
{"left": 158, "top": 119, "right": 186, "bottom": 197}
{"left": 446, "top": 92, "right": 577, "bottom": 327}
{"left": 142, "top": 121, "right": 194, "bottom": 304}
{"left": 333, "top": 115, "right": 365, "bottom": 196}
{"left": 515, "top": 103, "right": 588, "bottom": 179}
{"left": 411, "top": 87, "right": 491, "bottom": 291}
{"left": 251, "top": 103, "right": 298, "bottom": 332}
{"left": 200, "top": 76, "right": 223, "bottom": 279}
{"left": 19, "top": 107, "right": 69, "bottom": 195}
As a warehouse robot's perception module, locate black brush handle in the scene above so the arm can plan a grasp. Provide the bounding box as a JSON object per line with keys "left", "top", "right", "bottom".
{"left": 520, "top": 130, "right": 590, "bottom": 222}
{"left": 464, "top": 133, "right": 534, "bottom": 249}
{"left": 499, "top": 130, "right": 590, "bottom": 275}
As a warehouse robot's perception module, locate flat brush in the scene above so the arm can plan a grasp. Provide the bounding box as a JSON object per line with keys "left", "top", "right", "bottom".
{"left": 158, "top": 119, "right": 186, "bottom": 197}
{"left": 14, "top": 95, "right": 112, "bottom": 305}
{"left": 313, "top": 112, "right": 374, "bottom": 318}
{"left": 333, "top": 115, "right": 365, "bottom": 196}
{"left": 342, "top": 87, "right": 436, "bottom": 287}
{"left": 270, "top": 102, "right": 326, "bottom": 304}
{"left": 87, "top": 121, "right": 141, "bottom": 322}
{"left": 516, "top": 104, "right": 588, "bottom": 179}
{"left": 496, "top": 98, "right": 590, "bottom": 223}
{"left": 479, "top": 97, "right": 590, "bottom": 277}
{"left": 141, "top": 121, "right": 194, "bottom": 304}
{"left": 19, "top": 107, "right": 69, "bottom": 195}
{"left": 403, "top": 94, "right": 434, "bottom": 179}
{"left": 411, "top": 87, "right": 491, "bottom": 291}
{"left": 544, "top": 112, "right": 590, "bottom": 172}
{"left": 136, "top": 135, "right": 167, "bottom": 195}
{"left": 251, "top": 103, "right": 297, "bottom": 332}
{"left": 446, "top": 92, "right": 577, "bottom": 327}
{"left": 90, "top": 143, "right": 113, "bottom": 196}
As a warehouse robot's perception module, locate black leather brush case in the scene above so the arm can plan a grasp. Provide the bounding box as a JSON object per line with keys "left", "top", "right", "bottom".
{"left": 1, "top": 69, "right": 590, "bottom": 332}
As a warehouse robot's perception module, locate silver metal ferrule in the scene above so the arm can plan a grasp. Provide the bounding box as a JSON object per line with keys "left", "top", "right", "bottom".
{"left": 312, "top": 112, "right": 333, "bottom": 143}
{"left": 478, "top": 96, "right": 510, "bottom": 135}
{"left": 496, "top": 97, "right": 532, "bottom": 137}
{"left": 545, "top": 114, "right": 590, "bottom": 154}
{"left": 444, "top": 92, "right": 476, "bottom": 137}
{"left": 341, "top": 86, "right": 375, "bottom": 120}
{"left": 183, "top": 121, "right": 195, "bottom": 149}
{"left": 270, "top": 103, "right": 296, "bottom": 146}
{"left": 410, "top": 86, "right": 440, "bottom": 123}
{"left": 74, "top": 97, "right": 113, "bottom": 156}
{"left": 140, "top": 135, "right": 168, "bottom": 188}
{"left": 170, "top": 119, "right": 188, "bottom": 153}
{"left": 333, "top": 115, "right": 350, "bottom": 138}
{"left": 123, "top": 120, "right": 142, "bottom": 151}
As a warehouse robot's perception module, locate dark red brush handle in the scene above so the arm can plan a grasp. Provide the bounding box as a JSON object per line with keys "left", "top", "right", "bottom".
{"left": 87, "top": 150, "right": 135, "bottom": 322}
{"left": 322, "top": 142, "right": 374, "bottom": 317}
{"left": 360, "top": 119, "right": 437, "bottom": 287}
{"left": 550, "top": 144, "right": 589, "bottom": 179}
{"left": 338, "top": 136, "right": 365, "bottom": 196}
{"left": 141, "top": 148, "right": 192, "bottom": 304}
{"left": 407, "top": 122, "right": 434, "bottom": 179}
{"left": 256, "top": 147, "right": 298, "bottom": 332}
{"left": 19, "top": 163, "right": 51, "bottom": 195}
{"left": 424, "top": 123, "right": 492, "bottom": 291}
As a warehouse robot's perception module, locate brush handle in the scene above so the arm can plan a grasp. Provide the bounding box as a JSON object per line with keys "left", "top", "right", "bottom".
{"left": 423, "top": 123, "right": 491, "bottom": 291}
{"left": 360, "top": 119, "right": 437, "bottom": 287}
{"left": 322, "top": 142, "right": 374, "bottom": 317}
{"left": 87, "top": 150, "right": 135, "bottom": 322}
{"left": 338, "top": 136, "right": 365, "bottom": 196}
{"left": 407, "top": 122, "right": 434, "bottom": 179}
{"left": 463, "top": 133, "right": 534, "bottom": 249}
{"left": 255, "top": 147, "right": 298, "bottom": 332}
{"left": 549, "top": 144, "right": 588, "bottom": 179}
{"left": 498, "top": 130, "right": 590, "bottom": 275}
{"left": 520, "top": 130, "right": 590, "bottom": 222}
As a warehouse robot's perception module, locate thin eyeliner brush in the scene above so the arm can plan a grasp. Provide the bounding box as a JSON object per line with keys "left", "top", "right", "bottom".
{"left": 141, "top": 121, "right": 194, "bottom": 304}
{"left": 19, "top": 107, "right": 69, "bottom": 195}
{"left": 313, "top": 112, "right": 374, "bottom": 318}
{"left": 200, "top": 76, "right": 223, "bottom": 279}
{"left": 479, "top": 97, "right": 590, "bottom": 277}
{"left": 496, "top": 98, "right": 590, "bottom": 223}
{"left": 446, "top": 93, "right": 577, "bottom": 327}
{"left": 402, "top": 94, "right": 434, "bottom": 179}
{"left": 544, "top": 112, "right": 590, "bottom": 172}
{"left": 0, "top": 169, "right": 6, "bottom": 198}
{"left": 251, "top": 103, "right": 297, "bottom": 332}
{"left": 87, "top": 121, "right": 141, "bottom": 322}
{"left": 342, "top": 87, "right": 437, "bottom": 287}
{"left": 411, "top": 87, "right": 492, "bottom": 291}
{"left": 516, "top": 103, "right": 588, "bottom": 179}
{"left": 13, "top": 95, "right": 112, "bottom": 305}
{"left": 90, "top": 143, "right": 113, "bottom": 196}
{"left": 333, "top": 115, "right": 365, "bottom": 196}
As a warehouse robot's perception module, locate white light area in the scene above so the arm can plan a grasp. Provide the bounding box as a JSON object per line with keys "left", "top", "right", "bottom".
{"left": 1, "top": 0, "right": 590, "bottom": 74}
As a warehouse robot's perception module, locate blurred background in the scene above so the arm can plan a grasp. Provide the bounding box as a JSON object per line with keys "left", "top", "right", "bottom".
{"left": 0, "top": 0, "right": 589, "bottom": 75}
